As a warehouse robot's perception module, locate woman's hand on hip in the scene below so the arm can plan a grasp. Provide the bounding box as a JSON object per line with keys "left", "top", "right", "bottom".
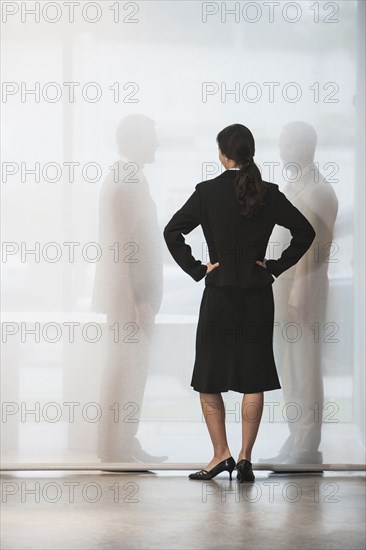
{"left": 256, "top": 258, "right": 267, "bottom": 269}
{"left": 205, "top": 261, "right": 219, "bottom": 275}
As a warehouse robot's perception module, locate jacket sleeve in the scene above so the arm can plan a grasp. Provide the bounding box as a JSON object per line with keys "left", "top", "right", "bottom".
{"left": 163, "top": 184, "right": 208, "bottom": 282}
{"left": 265, "top": 186, "right": 316, "bottom": 278}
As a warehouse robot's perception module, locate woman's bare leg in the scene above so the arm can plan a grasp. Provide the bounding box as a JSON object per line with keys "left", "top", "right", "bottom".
{"left": 199, "top": 392, "right": 232, "bottom": 470}
{"left": 238, "top": 392, "right": 264, "bottom": 462}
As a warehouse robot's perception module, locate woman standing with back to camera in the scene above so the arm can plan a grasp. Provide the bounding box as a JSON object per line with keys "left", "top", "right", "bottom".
{"left": 163, "top": 124, "right": 316, "bottom": 482}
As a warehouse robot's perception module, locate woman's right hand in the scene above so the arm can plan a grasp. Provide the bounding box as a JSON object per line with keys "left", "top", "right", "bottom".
{"left": 256, "top": 258, "right": 267, "bottom": 269}
{"left": 205, "top": 261, "right": 219, "bottom": 275}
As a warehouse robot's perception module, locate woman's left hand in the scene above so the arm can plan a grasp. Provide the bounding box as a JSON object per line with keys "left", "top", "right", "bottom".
{"left": 205, "top": 261, "right": 219, "bottom": 275}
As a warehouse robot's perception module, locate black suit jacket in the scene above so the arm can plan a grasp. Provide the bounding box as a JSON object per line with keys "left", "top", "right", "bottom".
{"left": 163, "top": 170, "right": 316, "bottom": 288}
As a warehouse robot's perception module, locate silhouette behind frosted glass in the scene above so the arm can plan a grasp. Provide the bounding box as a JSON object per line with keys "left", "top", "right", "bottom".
{"left": 91, "top": 114, "right": 166, "bottom": 463}
{"left": 259, "top": 121, "right": 339, "bottom": 467}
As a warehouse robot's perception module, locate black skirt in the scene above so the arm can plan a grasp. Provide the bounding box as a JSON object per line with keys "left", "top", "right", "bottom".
{"left": 190, "top": 283, "right": 281, "bottom": 393}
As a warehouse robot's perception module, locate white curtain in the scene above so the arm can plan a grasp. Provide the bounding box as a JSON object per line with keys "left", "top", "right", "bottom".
{"left": 1, "top": 0, "right": 364, "bottom": 466}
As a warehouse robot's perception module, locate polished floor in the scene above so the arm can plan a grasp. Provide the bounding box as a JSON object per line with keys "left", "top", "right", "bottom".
{"left": 1, "top": 470, "right": 365, "bottom": 549}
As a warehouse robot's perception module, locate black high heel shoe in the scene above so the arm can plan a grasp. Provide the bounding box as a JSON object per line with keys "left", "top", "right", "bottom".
{"left": 189, "top": 456, "right": 236, "bottom": 480}
{"left": 236, "top": 459, "right": 255, "bottom": 482}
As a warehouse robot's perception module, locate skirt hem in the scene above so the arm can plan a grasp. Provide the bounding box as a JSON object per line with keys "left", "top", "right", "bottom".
{"left": 190, "top": 383, "right": 282, "bottom": 394}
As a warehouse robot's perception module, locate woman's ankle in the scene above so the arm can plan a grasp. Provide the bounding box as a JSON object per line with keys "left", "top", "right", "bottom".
{"left": 214, "top": 450, "right": 231, "bottom": 460}
{"left": 238, "top": 453, "right": 252, "bottom": 462}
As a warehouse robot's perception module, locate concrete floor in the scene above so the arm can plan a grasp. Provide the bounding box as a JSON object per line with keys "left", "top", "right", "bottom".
{"left": 1, "top": 470, "right": 365, "bottom": 550}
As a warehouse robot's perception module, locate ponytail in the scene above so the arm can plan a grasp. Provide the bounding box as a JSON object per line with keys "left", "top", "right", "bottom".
{"left": 235, "top": 157, "right": 267, "bottom": 217}
{"left": 216, "top": 124, "right": 268, "bottom": 218}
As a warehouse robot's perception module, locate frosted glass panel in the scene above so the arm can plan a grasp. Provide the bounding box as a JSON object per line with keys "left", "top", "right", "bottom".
{"left": 1, "top": 0, "right": 364, "bottom": 466}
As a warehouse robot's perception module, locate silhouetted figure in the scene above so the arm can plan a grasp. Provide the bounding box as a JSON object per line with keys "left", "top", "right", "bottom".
{"left": 260, "top": 121, "right": 338, "bottom": 467}
{"left": 92, "top": 114, "right": 166, "bottom": 463}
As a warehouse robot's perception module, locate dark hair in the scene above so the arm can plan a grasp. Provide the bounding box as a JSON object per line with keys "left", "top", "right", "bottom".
{"left": 216, "top": 124, "right": 267, "bottom": 217}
